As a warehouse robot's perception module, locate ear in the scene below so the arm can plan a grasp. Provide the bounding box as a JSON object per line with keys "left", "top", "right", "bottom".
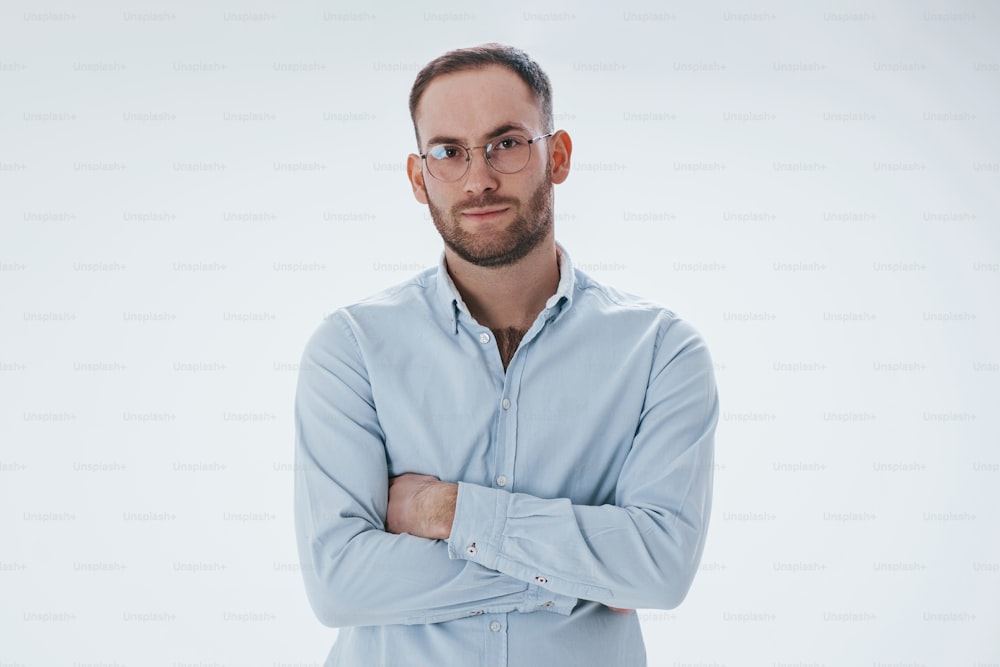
{"left": 548, "top": 130, "right": 572, "bottom": 185}
{"left": 407, "top": 153, "right": 429, "bottom": 205}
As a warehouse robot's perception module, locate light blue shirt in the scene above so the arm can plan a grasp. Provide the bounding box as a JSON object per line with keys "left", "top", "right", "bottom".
{"left": 293, "top": 242, "right": 718, "bottom": 667}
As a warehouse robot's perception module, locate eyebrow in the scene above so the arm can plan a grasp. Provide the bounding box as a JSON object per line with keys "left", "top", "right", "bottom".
{"left": 424, "top": 122, "right": 531, "bottom": 148}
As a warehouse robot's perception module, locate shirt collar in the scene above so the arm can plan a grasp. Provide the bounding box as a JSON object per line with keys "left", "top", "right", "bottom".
{"left": 435, "top": 241, "right": 577, "bottom": 334}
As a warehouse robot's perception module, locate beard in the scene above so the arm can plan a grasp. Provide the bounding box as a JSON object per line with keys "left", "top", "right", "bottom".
{"left": 426, "top": 165, "right": 554, "bottom": 268}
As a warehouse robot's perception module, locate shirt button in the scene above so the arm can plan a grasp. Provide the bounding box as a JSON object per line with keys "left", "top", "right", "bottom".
{"left": 470, "top": 610, "right": 484, "bottom": 616}
{"left": 489, "top": 620, "right": 502, "bottom": 632}
{"left": 501, "top": 398, "right": 510, "bottom": 410}
{"left": 479, "top": 332, "right": 490, "bottom": 344}
{"left": 535, "top": 576, "right": 548, "bottom": 585}
{"left": 496, "top": 475, "right": 507, "bottom": 487}
{"left": 466, "top": 542, "right": 477, "bottom": 555}
{"left": 544, "top": 601, "right": 553, "bottom": 607}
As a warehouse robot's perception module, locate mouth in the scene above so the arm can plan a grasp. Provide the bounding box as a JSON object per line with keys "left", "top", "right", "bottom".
{"left": 461, "top": 206, "right": 510, "bottom": 221}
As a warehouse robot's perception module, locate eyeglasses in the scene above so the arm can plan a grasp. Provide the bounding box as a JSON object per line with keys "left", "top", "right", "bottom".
{"left": 419, "top": 132, "right": 554, "bottom": 182}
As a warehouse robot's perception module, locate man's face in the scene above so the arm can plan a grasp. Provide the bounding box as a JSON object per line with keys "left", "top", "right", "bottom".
{"left": 409, "top": 66, "right": 554, "bottom": 268}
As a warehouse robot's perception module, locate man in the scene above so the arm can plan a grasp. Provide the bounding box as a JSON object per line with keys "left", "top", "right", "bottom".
{"left": 293, "top": 43, "right": 718, "bottom": 667}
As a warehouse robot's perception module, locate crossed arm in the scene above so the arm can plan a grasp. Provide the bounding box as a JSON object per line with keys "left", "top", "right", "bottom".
{"left": 385, "top": 472, "right": 634, "bottom": 615}
{"left": 293, "top": 311, "right": 718, "bottom": 627}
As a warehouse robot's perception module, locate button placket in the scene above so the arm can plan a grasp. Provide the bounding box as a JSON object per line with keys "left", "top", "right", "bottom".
{"left": 494, "top": 341, "right": 526, "bottom": 499}
{"left": 493, "top": 352, "right": 515, "bottom": 499}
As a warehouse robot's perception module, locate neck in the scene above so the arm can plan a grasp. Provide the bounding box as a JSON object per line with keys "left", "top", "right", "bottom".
{"left": 444, "top": 235, "right": 560, "bottom": 331}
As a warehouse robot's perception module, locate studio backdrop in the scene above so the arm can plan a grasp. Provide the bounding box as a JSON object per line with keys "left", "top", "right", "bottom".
{"left": 1, "top": 1, "right": 997, "bottom": 665}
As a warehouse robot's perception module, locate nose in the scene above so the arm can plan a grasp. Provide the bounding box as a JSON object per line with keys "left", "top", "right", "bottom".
{"left": 462, "top": 146, "right": 499, "bottom": 195}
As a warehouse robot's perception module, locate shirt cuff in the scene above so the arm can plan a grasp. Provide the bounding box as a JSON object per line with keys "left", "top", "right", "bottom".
{"left": 446, "top": 481, "right": 508, "bottom": 571}
{"left": 446, "top": 482, "right": 577, "bottom": 616}
{"left": 522, "top": 583, "right": 578, "bottom": 616}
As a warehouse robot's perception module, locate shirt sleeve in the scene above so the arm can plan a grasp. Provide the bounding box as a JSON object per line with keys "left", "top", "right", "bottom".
{"left": 293, "top": 310, "right": 578, "bottom": 628}
{"left": 446, "top": 315, "right": 718, "bottom": 610}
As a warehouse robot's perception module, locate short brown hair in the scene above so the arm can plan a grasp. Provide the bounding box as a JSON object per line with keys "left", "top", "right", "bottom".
{"left": 408, "top": 43, "right": 554, "bottom": 145}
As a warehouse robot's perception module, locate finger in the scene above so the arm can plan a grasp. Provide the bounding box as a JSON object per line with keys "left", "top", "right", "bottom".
{"left": 607, "top": 606, "right": 633, "bottom": 614}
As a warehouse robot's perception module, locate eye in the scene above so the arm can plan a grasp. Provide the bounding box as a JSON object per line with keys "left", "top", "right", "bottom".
{"left": 493, "top": 136, "right": 523, "bottom": 151}
{"left": 428, "top": 145, "right": 463, "bottom": 160}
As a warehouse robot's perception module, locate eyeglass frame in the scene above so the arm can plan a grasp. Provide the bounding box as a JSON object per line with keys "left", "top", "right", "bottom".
{"left": 418, "top": 131, "right": 555, "bottom": 182}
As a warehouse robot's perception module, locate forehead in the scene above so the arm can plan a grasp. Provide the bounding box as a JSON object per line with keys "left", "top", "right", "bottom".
{"left": 414, "top": 65, "right": 543, "bottom": 144}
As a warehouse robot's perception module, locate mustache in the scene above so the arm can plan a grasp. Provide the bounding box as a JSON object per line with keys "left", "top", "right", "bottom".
{"left": 451, "top": 196, "right": 518, "bottom": 216}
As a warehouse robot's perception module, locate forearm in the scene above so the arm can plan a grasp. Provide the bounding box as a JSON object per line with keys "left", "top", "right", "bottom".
{"left": 446, "top": 477, "right": 712, "bottom": 610}
{"left": 296, "top": 517, "right": 570, "bottom": 627}
{"left": 391, "top": 479, "right": 708, "bottom": 610}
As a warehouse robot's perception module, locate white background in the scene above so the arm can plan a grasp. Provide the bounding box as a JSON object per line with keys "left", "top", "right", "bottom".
{"left": 1, "top": 1, "right": 998, "bottom": 665}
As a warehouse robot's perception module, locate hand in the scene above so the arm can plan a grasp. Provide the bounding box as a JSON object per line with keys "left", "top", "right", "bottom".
{"left": 606, "top": 606, "right": 634, "bottom": 614}
{"left": 386, "top": 472, "right": 457, "bottom": 540}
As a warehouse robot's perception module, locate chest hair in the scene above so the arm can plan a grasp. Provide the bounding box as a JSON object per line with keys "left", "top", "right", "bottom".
{"left": 491, "top": 326, "right": 528, "bottom": 371}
